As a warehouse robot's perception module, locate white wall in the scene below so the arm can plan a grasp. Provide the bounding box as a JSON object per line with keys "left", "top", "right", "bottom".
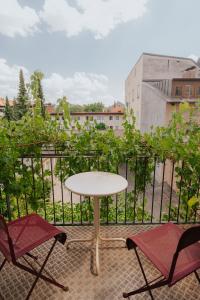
{"left": 125, "top": 55, "right": 144, "bottom": 129}
{"left": 140, "top": 82, "right": 167, "bottom": 132}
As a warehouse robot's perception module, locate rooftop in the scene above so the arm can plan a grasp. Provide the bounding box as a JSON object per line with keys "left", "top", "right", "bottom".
{"left": 51, "top": 111, "right": 124, "bottom": 116}
{"left": 0, "top": 97, "right": 14, "bottom": 107}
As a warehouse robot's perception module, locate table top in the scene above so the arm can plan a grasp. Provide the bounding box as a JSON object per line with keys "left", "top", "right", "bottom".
{"left": 65, "top": 171, "right": 128, "bottom": 197}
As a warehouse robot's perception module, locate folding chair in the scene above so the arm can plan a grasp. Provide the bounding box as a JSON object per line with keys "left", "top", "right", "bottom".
{"left": 0, "top": 213, "right": 68, "bottom": 299}
{"left": 123, "top": 222, "right": 200, "bottom": 299}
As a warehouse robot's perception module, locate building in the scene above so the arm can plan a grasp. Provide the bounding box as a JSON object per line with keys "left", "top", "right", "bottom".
{"left": 0, "top": 97, "right": 14, "bottom": 117}
{"left": 70, "top": 112, "right": 124, "bottom": 131}
{"left": 45, "top": 103, "right": 56, "bottom": 114}
{"left": 50, "top": 111, "right": 124, "bottom": 134}
{"left": 125, "top": 53, "right": 200, "bottom": 132}
{"left": 106, "top": 101, "right": 125, "bottom": 113}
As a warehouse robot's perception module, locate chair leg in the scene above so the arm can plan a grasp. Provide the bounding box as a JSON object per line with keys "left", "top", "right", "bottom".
{"left": 15, "top": 239, "right": 68, "bottom": 300}
{"left": 123, "top": 248, "right": 167, "bottom": 300}
{"left": 26, "top": 252, "right": 38, "bottom": 261}
{"left": 123, "top": 279, "right": 167, "bottom": 299}
{"left": 0, "top": 259, "right": 6, "bottom": 272}
{"left": 194, "top": 271, "right": 200, "bottom": 284}
{"left": 134, "top": 248, "right": 154, "bottom": 299}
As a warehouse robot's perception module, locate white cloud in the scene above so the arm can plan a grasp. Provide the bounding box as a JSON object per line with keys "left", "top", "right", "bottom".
{"left": 188, "top": 54, "right": 199, "bottom": 62}
{"left": 43, "top": 72, "right": 115, "bottom": 105}
{"left": 40, "top": 0, "right": 148, "bottom": 39}
{"left": 0, "top": 59, "right": 116, "bottom": 105}
{"left": 0, "top": 0, "right": 40, "bottom": 37}
{"left": 0, "top": 58, "right": 29, "bottom": 98}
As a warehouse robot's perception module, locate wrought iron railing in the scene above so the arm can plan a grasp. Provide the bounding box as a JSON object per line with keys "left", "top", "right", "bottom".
{"left": 0, "top": 150, "right": 199, "bottom": 225}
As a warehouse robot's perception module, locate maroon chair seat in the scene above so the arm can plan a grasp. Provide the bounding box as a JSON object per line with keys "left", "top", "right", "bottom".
{"left": 0, "top": 213, "right": 65, "bottom": 261}
{"left": 0, "top": 213, "right": 68, "bottom": 300}
{"left": 123, "top": 223, "right": 200, "bottom": 299}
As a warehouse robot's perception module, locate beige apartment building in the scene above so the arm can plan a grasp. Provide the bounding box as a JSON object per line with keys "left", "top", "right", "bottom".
{"left": 50, "top": 111, "right": 124, "bottom": 134}
{"left": 125, "top": 53, "right": 200, "bottom": 132}
{"left": 70, "top": 112, "right": 124, "bottom": 130}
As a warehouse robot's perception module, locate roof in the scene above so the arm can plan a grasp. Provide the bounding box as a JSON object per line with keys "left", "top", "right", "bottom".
{"left": 142, "top": 52, "right": 198, "bottom": 65}
{"left": 0, "top": 97, "right": 14, "bottom": 107}
{"left": 45, "top": 104, "right": 56, "bottom": 114}
{"left": 50, "top": 112, "right": 124, "bottom": 116}
{"left": 167, "top": 98, "right": 198, "bottom": 104}
{"left": 126, "top": 52, "right": 199, "bottom": 81}
{"left": 70, "top": 112, "right": 124, "bottom": 115}
{"left": 172, "top": 78, "right": 200, "bottom": 81}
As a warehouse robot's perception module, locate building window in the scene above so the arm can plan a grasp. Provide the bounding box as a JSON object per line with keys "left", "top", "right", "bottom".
{"left": 196, "top": 87, "right": 200, "bottom": 97}
{"left": 109, "top": 116, "right": 113, "bottom": 120}
{"left": 77, "top": 116, "right": 80, "bottom": 120}
{"left": 185, "top": 85, "right": 193, "bottom": 97}
{"left": 89, "top": 116, "right": 93, "bottom": 121}
{"left": 116, "top": 116, "right": 119, "bottom": 120}
{"left": 86, "top": 116, "right": 89, "bottom": 120}
{"left": 175, "top": 87, "right": 182, "bottom": 96}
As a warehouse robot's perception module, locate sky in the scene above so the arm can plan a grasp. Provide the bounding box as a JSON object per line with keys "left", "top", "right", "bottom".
{"left": 0, "top": 0, "right": 200, "bottom": 106}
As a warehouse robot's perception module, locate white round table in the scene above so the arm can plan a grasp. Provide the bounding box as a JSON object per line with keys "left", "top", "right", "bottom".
{"left": 65, "top": 171, "right": 128, "bottom": 275}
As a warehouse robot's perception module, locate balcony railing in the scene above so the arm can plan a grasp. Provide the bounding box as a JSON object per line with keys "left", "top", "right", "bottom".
{"left": 0, "top": 149, "right": 199, "bottom": 225}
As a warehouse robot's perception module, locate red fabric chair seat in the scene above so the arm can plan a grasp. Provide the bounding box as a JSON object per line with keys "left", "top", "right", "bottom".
{"left": 0, "top": 213, "right": 63, "bottom": 262}
{"left": 127, "top": 223, "right": 200, "bottom": 285}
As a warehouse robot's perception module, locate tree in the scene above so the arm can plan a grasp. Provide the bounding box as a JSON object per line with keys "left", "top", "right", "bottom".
{"left": 56, "top": 96, "right": 70, "bottom": 128}
{"left": 69, "top": 104, "right": 84, "bottom": 113}
{"left": 15, "top": 69, "right": 29, "bottom": 119}
{"left": 30, "top": 71, "right": 45, "bottom": 118}
{"left": 84, "top": 102, "right": 104, "bottom": 112}
{"left": 95, "top": 122, "right": 106, "bottom": 130}
{"left": 4, "top": 97, "right": 13, "bottom": 121}
{"left": 69, "top": 102, "right": 104, "bottom": 113}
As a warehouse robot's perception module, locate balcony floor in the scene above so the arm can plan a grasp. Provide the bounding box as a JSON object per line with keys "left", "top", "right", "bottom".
{"left": 0, "top": 224, "right": 199, "bottom": 300}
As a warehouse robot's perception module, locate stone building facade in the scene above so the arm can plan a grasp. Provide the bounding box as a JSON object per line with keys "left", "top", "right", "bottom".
{"left": 125, "top": 53, "right": 200, "bottom": 132}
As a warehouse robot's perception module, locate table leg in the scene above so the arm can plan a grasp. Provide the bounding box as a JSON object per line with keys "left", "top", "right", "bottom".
{"left": 66, "top": 237, "right": 94, "bottom": 250}
{"left": 93, "top": 196, "right": 100, "bottom": 275}
{"left": 66, "top": 195, "right": 125, "bottom": 275}
{"left": 99, "top": 236, "right": 126, "bottom": 243}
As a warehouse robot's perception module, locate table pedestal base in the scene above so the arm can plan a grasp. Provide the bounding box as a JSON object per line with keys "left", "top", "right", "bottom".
{"left": 66, "top": 196, "right": 126, "bottom": 275}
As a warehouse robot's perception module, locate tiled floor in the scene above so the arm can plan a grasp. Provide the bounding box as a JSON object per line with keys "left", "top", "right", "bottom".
{"left": 0, "top": 225, "right": 199, "bottom": 300}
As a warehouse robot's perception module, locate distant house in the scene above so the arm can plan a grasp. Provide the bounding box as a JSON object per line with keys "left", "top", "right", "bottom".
{"left": 50, "top": 111, "right": 124, "bottom": 134}
{"left": 45, "top": 103, "right": 56, "bottom": 114}
{"left": 70, "top": 111, "right": 124, "bottom": 131}
{"left": 106, "top": 101, "right": 125, "bottom": 113}
{"left": 125, "top": 53, "right": 200, "bottom": 132}
{"left": 0, "top": 97, "right": 14, "bottom": 117}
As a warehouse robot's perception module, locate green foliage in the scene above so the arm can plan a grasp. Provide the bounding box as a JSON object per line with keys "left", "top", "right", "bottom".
{"left": 145, "top": 102, "right": 200, "bottom": 222}
{"left": 95, "top": 122, "right": 106, "bottom": 130}
{"left": 84, "top": 102, "right": 104, "bottom": 112}
{"left": 69, "top": 103, "right": 84, "bottom": 113}
{"left": 56, "top": 96, "right": 70, "bottom": 128}
{"left": 4, "top": 96, "right": 13, "bottom": 121}
{"left": 29, "top": 71, "right": 45, "bottom": 118}
{"left": 1, "top": 92, "right": 200, "bottom": 225}
{"left": 15, "top": 69, "right": 29, "bottom": 119}
{"left": 69, "top": 102, "right": 104, "bottom": 113}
